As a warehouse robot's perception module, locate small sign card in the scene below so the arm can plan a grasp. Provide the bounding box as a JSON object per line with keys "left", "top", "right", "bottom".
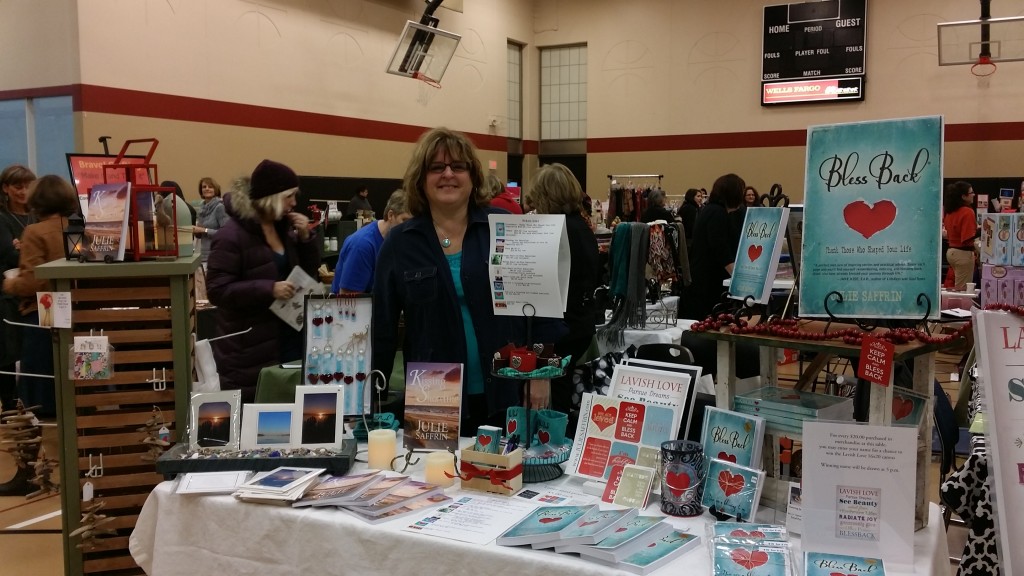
{"left": 857, "top": 336, "right": 894, "bottom": 386}
{"left": 487, "top": 213, "right": 570, "bottom": 317}
{"left": 403, "top": 362, "right": 463, "bottom": 452}
{"left": 608, "top": 363, "right": 695, "bottom": 444}
{"left": 37, "top": 292, "right": 71, "bottom": 328}
{"left": 801, "top": 421, "right": 916, "bottom": 569}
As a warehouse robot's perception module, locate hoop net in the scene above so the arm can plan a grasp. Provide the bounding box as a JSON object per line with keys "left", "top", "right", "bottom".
{"left": 412, "top": 72, "right": 442, "bottom": 89}
{"left": 972, "top": 54, "right": 998, "bottom": 77}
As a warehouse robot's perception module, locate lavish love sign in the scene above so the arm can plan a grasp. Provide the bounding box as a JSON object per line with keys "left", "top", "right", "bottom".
{"left": 843, "top": 199, "right": 897, "bottom": 239}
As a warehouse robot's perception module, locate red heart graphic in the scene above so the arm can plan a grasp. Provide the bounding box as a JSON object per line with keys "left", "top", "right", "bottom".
{"left": 843, "top": 199, "right": 897, "bottom": 239}
{"left": 665, "top": 471, "right": 691, "bottom": 497}
{"left": 306, "top": 373, "right": 318, "bottom": 384}
{"left": 615, "top": 527, "right": 627, "bottom": 533}
{"left": 579, "top": 520, "right": 597, "bottom": 527}
{"left": 478, "top": 434, "right": 492, "bottom": 447}
{"left": 648, "top": 542, "right": 657, "bottom": 548}
{"left": 717, "top": 451, "right": 738, "bottom": 463}
{"left": 538, "top": 517, "right": 559, "bottom": 524}
{"left": 892, "top": 396, "right": 914, "bottom": 421}
{"left": 591, "top": 405, "right": 617, "bottom": 431}
{"left": 730, "top": 548, "right": 769, "bottom": 570}
{"left": 729, "top": 529, "right": 766, "bottom": 538}
{"left": 718, "top": 470, "right": 745, "bottom": 497}
{"left": 507, "top": 419, "right": 517, "bottom": 434}
{"left": 830, "top": 573, "right": 858, "bottom": 576}
{"left": 538, "top": 430, "right": 551, "bottom": 444}
{"left": 747, "top": 244, "right": 763, "bottom": 262}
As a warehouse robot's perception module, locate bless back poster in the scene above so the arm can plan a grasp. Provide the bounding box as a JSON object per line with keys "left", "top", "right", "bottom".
{"left": 799, "top": 116, "right": 942, "bottom": 319}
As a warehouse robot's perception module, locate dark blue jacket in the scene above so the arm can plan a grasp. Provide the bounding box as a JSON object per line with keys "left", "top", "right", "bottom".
{"left": 372, "top": 204, "right": 566, "bottom": 416}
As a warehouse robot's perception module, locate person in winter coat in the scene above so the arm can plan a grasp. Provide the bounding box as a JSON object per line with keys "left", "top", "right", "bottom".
{"left": 206, "top": 160, "right": 320, "bottom": 402}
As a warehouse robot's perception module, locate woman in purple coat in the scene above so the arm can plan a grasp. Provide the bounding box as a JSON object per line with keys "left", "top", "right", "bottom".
{"left": 206, "top": 160, "right": 320, "bottom": 401}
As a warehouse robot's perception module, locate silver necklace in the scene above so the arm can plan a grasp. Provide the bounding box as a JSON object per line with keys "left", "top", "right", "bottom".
{"left": 434, "top": 224, "right": 452, "bottom": 248}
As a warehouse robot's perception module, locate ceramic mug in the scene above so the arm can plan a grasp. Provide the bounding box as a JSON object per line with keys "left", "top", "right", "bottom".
{"left": 534, "top": 409, "right": 568, "bottom": 446}
{"left": 660, "top": 440, "right": 706, "bottom": 517}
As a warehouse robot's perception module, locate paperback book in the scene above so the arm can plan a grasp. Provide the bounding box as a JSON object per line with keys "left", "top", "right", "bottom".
{"left": 531, "top": 506, "right": 638, "bottom": 549}
{"left": 344, "top": 493, "right": 453, "bottom": 525}
{"left": 83, "top": 182, "right": 131, "bottom": 262}
{"left": 292, "top": 471, "right": 383, "bottom": 507}
{"left": 729, "top": 206, "right": 790, "bottom": 304}
{"left": 597, "top": 529, "right": 702, "bottom": 575}
{"left": 700, "top": 406, "right": 765, "bottom": 469}
{"left": 404, "top": 362, "right": 463, "bottom": 451}
{"left": 711, "top": 541, "right": 793, "bottom": 576}
{"left": 555, "top": 516, "right": 671, "bottom": 563}
{"left": 342, "top": 474, "right": 412, "bottom": 507}
{"left": 804, "top": 551, "right": 886, "bottom": 575}
{"left": 496, "top": 505, "right": 596, "bottom": 546}
{"left": 734, "top": 387, "right": 853, "bottom": 420}
{"left": 701, "top": 458, "right": 766, "bottom": 522}
{"left": 340, "top": 480, "right": 442, "bottom": 517}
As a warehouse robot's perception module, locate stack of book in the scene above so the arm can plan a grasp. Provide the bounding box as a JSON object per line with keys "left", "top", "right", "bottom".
{"left": 733, "top": 387, "right": 853, "bottom": 434}
{"left": 292, "top": 470, "right": 451, "bottom": 524}
{"left": 498, "top": 506, "right": 702, "bottom": 574}
{"left": 233, "top": 467, "right": 325, "bottom": 505}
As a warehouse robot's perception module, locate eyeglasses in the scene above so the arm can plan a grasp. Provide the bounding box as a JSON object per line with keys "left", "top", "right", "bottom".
{"left": 427, "top": 161, "right": 470, "bottom": 174}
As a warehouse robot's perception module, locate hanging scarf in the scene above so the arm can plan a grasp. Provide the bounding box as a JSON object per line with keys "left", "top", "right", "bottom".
{"left": 599, "top": 223, "right": 649, "bottom": 349}
{"left": 648, "top": 224, "right": 675, "bottom": 284}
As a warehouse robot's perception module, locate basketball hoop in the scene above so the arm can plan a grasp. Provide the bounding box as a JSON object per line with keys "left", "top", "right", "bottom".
{"left": 971, "top": 54, "right": 998, "bottom": 76}
{"left": 412, "top": 71, "right": 442, "bottom": 89}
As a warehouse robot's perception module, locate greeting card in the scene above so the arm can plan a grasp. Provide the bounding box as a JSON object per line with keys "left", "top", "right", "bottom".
{"left": 700, "top": 407, "right": 765, "bottom": 469}
{"left": 701, "top": 458, "right": 766, "bottom": 521}
{"left": 711, "top": 541, "right": 792, "bottom": 576}
{"left": 804, "top": 551, "right": 886, "bottom": 575}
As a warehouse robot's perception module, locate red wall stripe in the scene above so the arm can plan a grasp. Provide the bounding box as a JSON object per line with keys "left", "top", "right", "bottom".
{"left": 3, "top": 84, "right": 1021, "bottom": 153}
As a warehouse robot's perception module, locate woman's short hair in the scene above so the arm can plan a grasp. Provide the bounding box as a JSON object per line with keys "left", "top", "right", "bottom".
{"left": 710, "top": 173, "right": 746, "bottom": 209}
{"left": 199, "top": 177, "right": 222, "bottom": 197}
{"left": 28, "top": 175, "right": 78, "bottom": 218}
{"left": 484, "top": 173, "right": 505, "bottom": 200}
{"left": 525, "top": 163, "right": 583, "bottom": 215}
{"left": 1, "top": 164, "right": 36, "bottom": 188}
{"left": 383, "top": 189, "right": 409, "bottom": 219}
{"left": 943, "top": 181, "right": 972, "bottom": 214}
{"left": 402, "top": 127, "right": 488, "bottom": 217}
{"left": 648, "top": 188, "right": 667, "bottom": 207}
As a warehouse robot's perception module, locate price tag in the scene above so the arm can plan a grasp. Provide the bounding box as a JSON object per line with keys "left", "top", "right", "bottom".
{"left": 857, "top": 335, "right": 895, "bottom": 386}
{"left": 74, "top": 335, "right": 109, "bottom": 353}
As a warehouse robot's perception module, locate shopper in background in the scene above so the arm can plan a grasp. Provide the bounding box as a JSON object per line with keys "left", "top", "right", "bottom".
{"left": 373, "top": 127, "right": 566, "bottom": 433}
{"left": 0, "top": 165, "right": 35, "bottom": 410}
{"left": 640, "top": 188, "right": 675, "bottom": 223}
{"left": 683, "top": 173, "right": 746, "bottom": 320}
{"left": 744, "top": 185, "right": 760, "bottom": 207}
{"left": 192, "top": 177, "right": 228, "bottom": 266}
{"left": 2, "top": 175, "right": 79, "bottom": 417}
{"left": 331, "top": 189, "right": 411, "bottom": 294}
{"left": 676, "top": 188, "right": 701, "bottom": 247}
{"left": 485, "top": 173, "right": 523, "bottom": 214}
{"left": 523, "top": 163, "right": 599, "bottom": 415}
{"left": 345, "top": 185, "right": 373, "bottom": 217}
{"left": 942, "top": 180, "right": 977, "bottom": 292}
{"left": 206, "top": 160, "right": 320, "bottom": 402}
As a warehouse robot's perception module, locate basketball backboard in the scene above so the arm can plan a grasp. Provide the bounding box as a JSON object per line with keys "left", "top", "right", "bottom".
{"left": 385, "top": 20, "right": 460, "bottom": 87}
{"left": 938, "top": 16, "right": 1024, "bottom": 65}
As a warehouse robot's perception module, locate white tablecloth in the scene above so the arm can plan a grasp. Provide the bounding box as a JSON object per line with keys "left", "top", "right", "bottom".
{"left": 130, "top": 466, "right": 950, "bottom": 576}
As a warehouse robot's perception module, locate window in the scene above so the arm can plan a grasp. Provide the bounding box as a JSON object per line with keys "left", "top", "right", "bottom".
{"left": 507, "top": 42, "right": 523, "bottom": 140}
{"left": 0, "top": 96, "right": 74, "bottom": 177}
{"left": 540, "top": 45, "right": 586, "bottom": 141}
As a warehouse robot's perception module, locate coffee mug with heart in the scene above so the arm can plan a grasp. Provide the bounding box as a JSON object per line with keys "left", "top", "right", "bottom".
{"left": 660, "top": 440, "right": 706, "bottom": 517}
{"left": 534, "top": 409, "right": 568, "bottom": 446}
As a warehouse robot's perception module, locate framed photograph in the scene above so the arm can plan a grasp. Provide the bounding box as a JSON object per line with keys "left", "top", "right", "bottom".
{"left": 241, "top": 403, "right": 296, "bottom": 450}
{"left": 293, "top": 385, "right": 345, "bottom": 448}
{"left": 188, "top": 391, "right": 241, "bottom": 451}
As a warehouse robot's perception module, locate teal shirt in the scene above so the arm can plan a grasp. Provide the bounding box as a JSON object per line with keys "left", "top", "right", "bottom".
{"left": 446, "top": 252, "right": 484, "bottom": 395}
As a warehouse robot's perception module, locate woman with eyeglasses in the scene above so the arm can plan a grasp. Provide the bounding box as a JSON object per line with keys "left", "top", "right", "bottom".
{"left": 0, "top": 165, "right": 35, "bottom": 411}
{"left": 373, "top": 127, "right": 566, "bottom": 434}
{"left": 206, "top": 160, "right": 320, "bottom": 402}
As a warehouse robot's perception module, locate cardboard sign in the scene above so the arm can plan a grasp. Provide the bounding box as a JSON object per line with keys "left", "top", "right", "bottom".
{"left": 857, "top": 336, "right": 894, "bottom": 386}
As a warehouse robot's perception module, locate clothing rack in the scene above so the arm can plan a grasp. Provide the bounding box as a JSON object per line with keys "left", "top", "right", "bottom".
{"left": 605, "top": 174, "right": 665, "bottom": 225}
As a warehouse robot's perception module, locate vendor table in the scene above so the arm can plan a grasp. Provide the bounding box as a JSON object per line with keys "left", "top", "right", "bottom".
{"left": 129, "top": 449, "right": 951, "bottom": 576}
{"left": 690, "top": 320, "right": 964, "bottom": 530}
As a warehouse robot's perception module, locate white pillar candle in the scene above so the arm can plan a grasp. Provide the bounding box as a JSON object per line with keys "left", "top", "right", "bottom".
{"left": 367, "top": 429, "right": 397, "bottom": 470}
{"left": 424, "top": 451, "right": 456, "bottom": 488}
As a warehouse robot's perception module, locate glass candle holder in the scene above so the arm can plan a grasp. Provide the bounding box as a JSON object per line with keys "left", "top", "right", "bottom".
{"left": 660, "top": 439, "right": 706, "bottom": 517}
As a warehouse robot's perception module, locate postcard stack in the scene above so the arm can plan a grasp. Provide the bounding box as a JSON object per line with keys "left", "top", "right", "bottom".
{"left": 707, "top": 521, "right": 794, "bottom": 576}
{"left": 292, "top": 470, "right": 451, "bottom": 524}
{"left": 498, "top": 506, "right": 702, "bottom": 574}
{"left": 733, "top": 387, "right": 853, "bottom": 435}
{"left": 233, "top": 466, "right": 325, "bottom": 505}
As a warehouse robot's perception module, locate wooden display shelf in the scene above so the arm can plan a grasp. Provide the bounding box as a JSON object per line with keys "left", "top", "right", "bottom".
{"left": 37, "top": 255, "right": 199, "bottom": 576}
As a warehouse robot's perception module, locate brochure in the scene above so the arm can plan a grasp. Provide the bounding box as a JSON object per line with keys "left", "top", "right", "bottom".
{"left": 487, "top": 213, "right": 570, "bottom": 318}
{"left": 701, "top": 458, "right": 765, "bottom": 522}
{"left": 402, "top": 493, "right": 539, "bottom": 546}
{"left": 700, "top": 406, "right": 765, "bottom": 469}
{"left": 403, "top": 362, "right": 463, "bottom": 451}
{"left": 496, "top": 504, "right": 595, "bottom": 546}
{"left": 730, "top": 206, "right": 790, "bottom": 304}
{"left": 801, "top": 421, "right": 916, "bottom": 569}
{"left": 269, "top": 266, "right": 322, "bottom": 331}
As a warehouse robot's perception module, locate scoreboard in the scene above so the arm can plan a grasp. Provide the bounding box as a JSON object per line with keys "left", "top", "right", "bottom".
{"left": 761, "top": 0, "right": 866, "bottom": 105}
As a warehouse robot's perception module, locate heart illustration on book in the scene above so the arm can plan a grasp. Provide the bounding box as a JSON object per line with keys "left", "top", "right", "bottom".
{"left": 538, "top": 430, "right": 551, "bottom": 444}
{"left": 747, "top": 244, "right": 763, "bottom": 262}
{"left": 830, "top": 573, "right": 858, "bottom": 576}
{"left": 718, "top": 470, "right": 745, "bottom": 497}
{"left": 729, "top": 529, "right": 766, "bottom": 538}
{"left": 665, "top": 471, "right": 691, "bottom": 497}
{"left": 615, "top": 527, "right": 628, "bottom": 533}
{"left": 892, "top": 395, "right": 914, "bottom": 421}
{"left": 538, "top": 517, "right": 560, "bottom": 524}
{"left": 579, "top": 520, "right": 598, "bottom": 527}
{"left": 843, "top": 199, "right": 897, "bottom": 239}
{"left": 730, "top": 548, "right": 769, "bottom": 570}
{"left": 507, "top": 419, "right": 517, "bottom": 434}
{"left": 717, "top": 451, "right": 738, "bottom": 463}
{"left": 591, "top": 405, "right": 617, "bottom": 431}
{"left": 478, "top": 434, "right": 492, "bottom": 447}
